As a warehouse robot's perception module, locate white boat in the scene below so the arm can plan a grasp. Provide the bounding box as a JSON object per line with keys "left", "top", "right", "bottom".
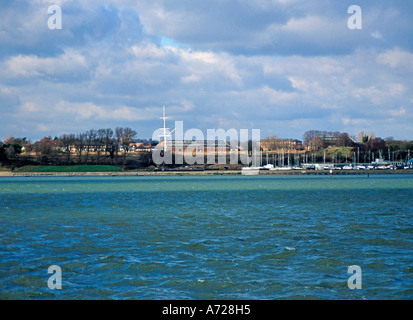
{"left": 275, "top": 166, "right": 292, "bottom": 171}
{"left": 241, "top": 167, "right": 260, "bottom": 175}
{"left": 343, "top": 165, "right": 353, "bottom": 170}
{"left": 262, "top": 164, "right": 274, "bottom": 170}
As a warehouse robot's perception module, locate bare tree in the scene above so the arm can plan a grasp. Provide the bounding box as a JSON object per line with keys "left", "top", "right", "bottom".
{"left": 84, "top": 129, "right": 96, "bottom": 164}
{"left": 74, "top": 133, "right": 87, "bottom": 164}
{"left": 96, "top": 129, "right": 106, "bottom": 164}
{"left": 120, "top": 127, "right": 137, "bottom": 162}
{"left": 60, "top": 133, "right": 76, "bottom": 163}
{"left": 303, "top": 130, "right": 321, "bottom": 146}
{"left": 115, "top": 127, "right": 124, "bottom": 160}
{"left": 34, "top": 137, "right": 52, "bottom": 157}
{"left": 103, "top": 128, "right": 114, "bottom": 157}
{"left": 261, "top": 135, "right": 280, "bottom": 151}
{"left": 337, "top": 132, "right": 351, "bottom": 147}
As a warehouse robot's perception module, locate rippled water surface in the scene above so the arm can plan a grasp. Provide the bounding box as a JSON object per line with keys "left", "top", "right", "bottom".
{"left": 0, "top": 175, "right": 412, "bottom": 299}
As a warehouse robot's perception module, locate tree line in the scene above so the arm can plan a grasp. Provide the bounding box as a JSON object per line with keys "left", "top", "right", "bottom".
{"left": 1, "top": 128, "right": 412, "bottom": 168}
{"left": 58, "top": 127, "right": 138, "bottom": 163}
{"left": 0, "top": 127, "right": 157, "bottom": 168}
{"left": 301, "top": 130, "right": 413, "bottom": 163}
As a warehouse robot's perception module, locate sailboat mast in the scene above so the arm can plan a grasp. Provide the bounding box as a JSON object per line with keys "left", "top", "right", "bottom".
{"left": 161, "top": 105, "right": 168, "bottom": 150}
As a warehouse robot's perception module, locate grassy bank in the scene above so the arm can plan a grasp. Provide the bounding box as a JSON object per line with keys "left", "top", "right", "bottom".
{"left": 12, "top": 165, "right": 123, "bottom": 172}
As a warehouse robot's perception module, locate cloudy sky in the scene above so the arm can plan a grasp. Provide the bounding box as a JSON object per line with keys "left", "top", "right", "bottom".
{"left": 1, "top": 0, "right": 412, "bottom": 142}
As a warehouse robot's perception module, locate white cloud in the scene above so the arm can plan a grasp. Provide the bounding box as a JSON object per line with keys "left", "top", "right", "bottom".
{"left": 130, "top": 42, "right": 168, "bottom": 59}
{"left": 353, "top": 83, "right": 405, "bottom": 105}
{"left": 388, "top": 107, "right": 406, "bottom": 117}
{"left": 377, "top": 48, "right": 413, "bottom": 69}
{"left": 5, "top": 50, "right": 87, "bottom": 78}
{"left": 20, "top": 102, "right": 38, "bottom": 113}
{"left": 181, "top": 74, "right": 202, "bottom": 84}
{"left": 36, "top": 123, "right": 50, "bottom": 132}
{"left": 371, "top": 31, "right": 383, "bottom": 40}
{"left": 1, "top": 1, "right": 413, "bottom": 141}
{"left": 164, "top": 47, "right": 243, "bottom": 87}
{"left": 55, "top": 100, "right": 160, "bottom": 121}
{"left": 260, "top": 85, "right": 297, "bottom": 103}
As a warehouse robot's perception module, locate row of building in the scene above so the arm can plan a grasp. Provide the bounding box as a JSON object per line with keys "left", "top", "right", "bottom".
{"left": 260, "top": 134, "right": 359, "bottom": 152}
{"left": 26, "top": 132, "right": 360, "bottom": 156}
{"left": 60, "top": 135, "right": 358, "bottom": 154}
{"left": 49, "top": 141, "right": 153, "bottom": 154}
{"left": 155, "top": 134, "right": 359, "bottom": 154}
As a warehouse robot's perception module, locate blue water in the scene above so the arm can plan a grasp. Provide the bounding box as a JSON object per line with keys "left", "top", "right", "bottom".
{"left": 0, "top": 175, "right": 412, "bottom": 299}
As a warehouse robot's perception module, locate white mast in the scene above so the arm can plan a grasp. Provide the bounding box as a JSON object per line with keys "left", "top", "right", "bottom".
{"left": 159, "top": 105, "right": 170, "bottom": 150}
{"left": 162, "top": 106, "right": 167, "bottom": 149}
{"left": 158, "top": 105, "right": 176, "bottom": 151}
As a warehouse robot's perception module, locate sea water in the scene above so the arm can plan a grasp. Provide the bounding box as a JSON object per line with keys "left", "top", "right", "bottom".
{"left": 0, "top": 175, "right": 412, "bottom": 299}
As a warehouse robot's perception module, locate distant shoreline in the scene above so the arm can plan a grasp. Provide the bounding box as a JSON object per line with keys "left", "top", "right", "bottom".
{"left": 1, "top": 169, "right": 413, "bottom": 177}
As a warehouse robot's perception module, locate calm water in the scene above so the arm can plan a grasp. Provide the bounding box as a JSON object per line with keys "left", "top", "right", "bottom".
{"left": 0, "top": 175, "right": 412, "bottom": 300}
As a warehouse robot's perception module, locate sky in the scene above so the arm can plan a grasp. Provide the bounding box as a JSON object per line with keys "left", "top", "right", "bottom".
{"left": 0, "top": 0, "right": 412, "bottom": 142}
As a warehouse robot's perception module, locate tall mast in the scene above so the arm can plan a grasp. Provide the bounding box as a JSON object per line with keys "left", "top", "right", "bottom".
{"left": 161, "top": 105, "right": 168, "bottom": 150}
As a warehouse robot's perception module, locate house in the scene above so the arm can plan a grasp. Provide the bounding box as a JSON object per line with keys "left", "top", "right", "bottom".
{"left": 155, "top": 140, "right": 235, "bottom": 153}
{"left": 129, "top": 142, "right": 153, "bottom": 152}
{"left": 261, "top": 138, "right": 303, "bottom": 152}
{"left": 307, "top": 136, "right": 325, "bottom": 151}
{"left": 307, "top": 133, "right": 356, "bottom": 151}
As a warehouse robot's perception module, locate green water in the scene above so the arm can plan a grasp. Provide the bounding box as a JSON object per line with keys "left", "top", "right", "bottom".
{"left": 0, "top": 175, "right": 412, "bottom": 299}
